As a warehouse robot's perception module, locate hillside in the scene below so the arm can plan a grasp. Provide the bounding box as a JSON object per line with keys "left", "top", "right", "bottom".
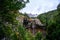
{"left": 37, "top": 9, "right": 58, "bottom": 25}
{"left": 37, "top": 8, "right": 60, "bottom": 40}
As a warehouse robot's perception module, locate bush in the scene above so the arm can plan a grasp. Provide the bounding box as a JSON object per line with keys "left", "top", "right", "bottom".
{"left": 35, "top": 31, "right": 42, "bottom": 40}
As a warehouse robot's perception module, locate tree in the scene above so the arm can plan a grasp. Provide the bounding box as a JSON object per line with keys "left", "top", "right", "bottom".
{"left": 0, "top": 0, "right": 29, "bottom": 40}
{"left": 57, "top": 3, "right": 60, "bottom": 12}
{"left": 37, "top": 3, "right": 60, "bottom": 40}
{"left": 46, "top": 3, "right": 60, "bottom": 40}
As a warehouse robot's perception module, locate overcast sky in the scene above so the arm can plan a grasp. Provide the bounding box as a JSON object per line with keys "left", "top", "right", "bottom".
{"left": 19, "top": 0, "right": 60, "bottom": 15}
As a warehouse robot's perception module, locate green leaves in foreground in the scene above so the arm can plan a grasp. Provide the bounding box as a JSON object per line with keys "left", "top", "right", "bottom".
{"left": 35, "top": 31, "right": 42, "bottom": 40}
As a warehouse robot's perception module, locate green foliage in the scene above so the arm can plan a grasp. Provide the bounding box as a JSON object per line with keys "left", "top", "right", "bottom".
{"left": 57, "top": 3, "right": 60, "bottom": 13}
{"left": 35, "top": 31, "right": 42, "bottom": 40}
{"left": 25, "top": 31, "right": 35, "bottom": 40}
{"left": 0, "top": 0, "right": 29, "bottom": 11}
{"left": 37, "top": 10, "right": 58, "bottom": 24}
{"left": 37, "top": 4, "right": 60, "bottom": 40}
{"left": 0, "top": 0, "right": 29, "bottom": 40}
{"left": 18, "top": 25, "right": 26, "bottom": 40}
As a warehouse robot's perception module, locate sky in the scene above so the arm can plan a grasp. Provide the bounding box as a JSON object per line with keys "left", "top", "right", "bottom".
{"left": 19, "top": 0, "right": 60, "bottom": 15}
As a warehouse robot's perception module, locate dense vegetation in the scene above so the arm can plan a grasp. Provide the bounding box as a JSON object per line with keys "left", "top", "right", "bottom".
{"left": 0, "top": 0, "right": 29, "bottom": 40}
{"left": 0, "top": 0, "right": 43, "bottom": 40}
{"left": 37, "top": 3, "right": 60, "bottom": 40}
{"left": 0, "top": 0, "right": 60, "bottom": 40}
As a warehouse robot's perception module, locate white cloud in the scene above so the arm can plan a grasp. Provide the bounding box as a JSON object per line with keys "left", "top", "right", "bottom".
{"left": 19, "top": 0, "right": 60, "bottom": 15}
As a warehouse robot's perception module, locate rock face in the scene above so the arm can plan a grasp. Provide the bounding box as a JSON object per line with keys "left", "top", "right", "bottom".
{"left": 34, "top": 18, "right": 44, "bottom": 26}
{"left": 33, "top": 18, "right": 45, "bottom": 30}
